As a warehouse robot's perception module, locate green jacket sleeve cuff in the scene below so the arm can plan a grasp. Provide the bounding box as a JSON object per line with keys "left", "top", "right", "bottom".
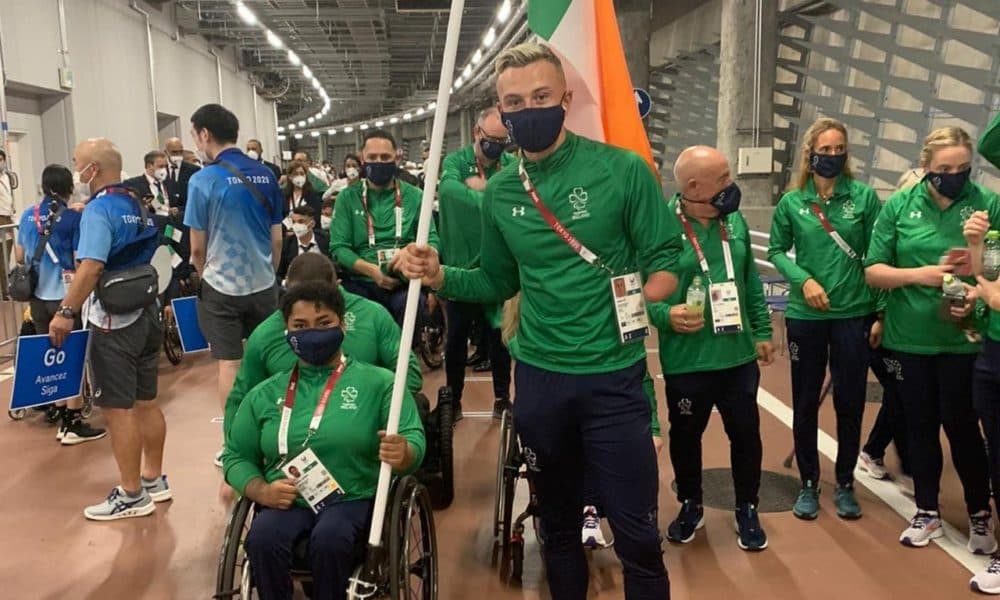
{"left": 647, "top": 302, "right": 671, "bottom": 331}
{"left": 225, "top": 463, "right": 264, "bottom": 497}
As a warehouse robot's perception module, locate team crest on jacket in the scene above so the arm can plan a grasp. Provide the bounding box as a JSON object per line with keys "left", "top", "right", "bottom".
{"left": 841, "top": 199, "right": 855, "bottom": 218}
{"left": 570, "top": 187, "right": 590, "bottom": 220}
{"left": 344, "top": 311, "right": 357, "bottom": 332}
{"left": 340, "top": 387, "right": 359, "bottom": 410}
{"left": 961, "top": 206, "right": 975, "bottom": 225}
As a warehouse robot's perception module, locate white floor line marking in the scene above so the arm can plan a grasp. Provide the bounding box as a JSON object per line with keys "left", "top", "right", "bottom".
{"left": 757, "top": 387, "right": 988, "bottom": 575}
{"left": 464, "top": 376, "right": 494, "bottom": 382}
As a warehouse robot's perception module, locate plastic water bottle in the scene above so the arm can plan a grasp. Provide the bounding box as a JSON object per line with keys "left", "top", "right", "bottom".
{"left": 984, "top": 230, "right": 1000, "bottom": 281}
{"left": 686, "top": 276, "right": 706, "bottom": 314}
{"left": 942, "top": 273, "right": 966, "bottom": 298}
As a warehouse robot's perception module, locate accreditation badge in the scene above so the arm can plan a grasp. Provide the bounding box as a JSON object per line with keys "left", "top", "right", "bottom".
{"left": 281, "top": 447, "right": 344, "bottom": 514}
{"left": 377, "top": 248, "right": 399, "bottom": 268}
{"left": 709, "top": 281, "right": 744, "bottom": 334}
{"left": 610, "top": 272, "right": 649, "bottom": 344}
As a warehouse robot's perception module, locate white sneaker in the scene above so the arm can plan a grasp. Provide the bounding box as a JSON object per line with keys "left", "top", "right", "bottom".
{"left": 214, "top": 448, "right": 224, "bottom": 468}
{"left": 969, "top": 511, "right": 998, "bottom": 555}
{"left": 971, "top": 553, "right": 1000, "bottom": 594}
{"left": 857, "top": 451, "right": 889, "bottom": 480}
{"left": 581, "top": 506, "right": 607, "bottom": 549}
{"left": 899, "top": 510, "right": 944, "bottom": 547}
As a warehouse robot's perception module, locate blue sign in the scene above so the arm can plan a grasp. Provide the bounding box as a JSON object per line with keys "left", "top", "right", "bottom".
{"left": 634, "top": 88, "right": 653, "bottom": 119}
{"left": 10, "top": 330, "right": 90, "bottom": 410}
{"left": 171, "top": 296, "right": 209, "bottom": 354}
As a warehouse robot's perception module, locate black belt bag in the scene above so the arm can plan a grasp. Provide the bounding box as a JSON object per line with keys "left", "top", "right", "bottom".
{"left": 96, "top": 264, "right": 159, "bottom": 314}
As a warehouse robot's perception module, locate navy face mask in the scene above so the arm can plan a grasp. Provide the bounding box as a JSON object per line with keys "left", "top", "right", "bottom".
{"left": 286, "top": 327, "right": 345, "bottom": 366}
{"left": 479, "top": 137, "right": 506, "bottom": 161}
{"left": 364, "top": 162, "right": 397, "bottom": 187}
{"left": 501, "top": 103, "right": 566, "bottom": 153}
{"left": 711, "top": 182, "right": 742, "bottom": 216}
{"left": 926, "top": 168, "right": 971, "bottom": 200}
{"left": 810, "top": 152, "right": 848, "bottom": 179}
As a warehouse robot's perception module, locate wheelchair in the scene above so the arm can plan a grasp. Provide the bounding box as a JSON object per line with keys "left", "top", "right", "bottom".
{"left": 492, "top": 407, "right": 542, "bottom": 583}
{"left": 215, "top": 387, "right": 454, "bottom": 598}
{"left": 160, "top": 272, "right": 200, "bottom": 367}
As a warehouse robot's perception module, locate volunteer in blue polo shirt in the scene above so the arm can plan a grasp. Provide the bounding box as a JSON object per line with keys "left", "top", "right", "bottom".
{"left": 15, "top": 164, "right": 104, "bottom": 445}
{"left": 184, "top": 103, "right": 284, "bottom": 467}
{"left": 49, "top": 138, "right": 169, "bottom": 521}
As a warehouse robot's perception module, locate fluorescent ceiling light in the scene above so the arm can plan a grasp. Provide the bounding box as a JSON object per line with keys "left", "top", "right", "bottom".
{"left": 311, "top": 131, "right": 320, "bottom": 137}
{"left": 307, "top": 117, "right": 315, "bottom": 124}
{"left": 454, "top": 76, "right": 463, "bottom": 88}
{"left": 312, "top": 78, "right": 321, "bottom": 90}
{"left": 463, "top": 64, "right": 472, "bottom": 78}
{"left": 428, "top": 102, "right": 437, "bottom": 110}
{"left": 344, "top": 126, "right": 354, "bottom": 133}
{"left": 288, "top": 124, "right": 296, "bottom": 130}
{"left": 288, "top": 51, "right": 301, "bottom": 66}
{"left": 375, "top": 120, "right": 385, "bottom": 127}
{"left": 483, "top": 27, "right": 496, "bottom": 46}
{"left": 294, "top": 133, "right": 304, "bottom": 139}
{"left": 360, "top": 123, "right": 369, "bottom": 130}
{"left": 303, "top": 65, "right": 312, "bottom": 79}
{"left": 390, "top": 117, "right": 399, "bottom": 124}
{"left": 266, "top": 30, "right": 283, "bottom": 49}
{"left": 277, "top": 126, "right": 285, "bottom": 133}
{"left": 416, "top": 107, "right": 425, "bottom": 116}
{"left": 277, "top": 134, "right": 286, "bottom": 141}
{"left": 403, "top": 113, "right": 412, "bottom": 120}
{"left": 236, "top": 2, "right": 257, "bottom": 26}
{"left": 497, "top": 0, "right": 512, "bottom": 23}
{"left": 472, "top": 49, "right": 483, "bottom": 64}
{"left": 298, "top": 120, "right": 306, "bottom": 127}
{"left": 328, "top": 129, "right": 337, "bottom": 135}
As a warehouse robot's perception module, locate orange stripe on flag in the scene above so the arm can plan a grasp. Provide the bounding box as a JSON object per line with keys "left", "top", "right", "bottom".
{"left": 594, "top": 0, "right": 656, "bottom": 174}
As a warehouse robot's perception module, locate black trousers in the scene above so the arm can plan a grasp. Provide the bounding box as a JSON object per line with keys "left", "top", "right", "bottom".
{"left": 862, "top": 344, "right": 911, "bottom": 475}
{"left": 514, "top": 359, "right": 669, "bottom": 600}
{"left": 664, "top": 360, "right": 762, "bottom": 506}
{"left": 787, "top": 316, "right": 868, "bottom": 486}
{"left": 975, "top": 341, "right": 1000, "bottom": 514}
{"left": 444, "top": 300, "right": 511, "bottom": 406}
{"left": 895, "top": 351, "right": 990, "bottom": 513}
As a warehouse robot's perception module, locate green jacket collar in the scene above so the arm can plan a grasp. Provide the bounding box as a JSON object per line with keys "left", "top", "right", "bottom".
{"left": 523, "top": 130, "right": 577, "bottom": 174}
{"left": 804, "top": 175, "right": 852, "bottom": 203}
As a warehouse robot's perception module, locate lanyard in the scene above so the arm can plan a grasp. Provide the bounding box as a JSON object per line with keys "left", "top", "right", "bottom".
{"left": 808, "top": 202, "right": 858, "bottom": 260}
{"left": 676, "top": 205, "right": 735, "bottom": 282}
{"left": 33, "top": 203, "right": 43, "bottom": 234}
{"left": 517, "top": 160, "right": 611, "bottom": 275}
{"left": 361, "top": 181, "right": 402, "bottom": 247}
{"left": 277, "top": 361, "right": 346, "bottom": 457}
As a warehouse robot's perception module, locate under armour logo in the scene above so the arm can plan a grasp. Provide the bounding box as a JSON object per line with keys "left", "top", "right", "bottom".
{"left": 798, "top": 207, "right": 810, "bottom": 217}
{"left": 512, "top": 206, "right": 526, "bottom": 217}
{"left": 909, "top": 210, "right": 922, "bottom": 219}
{"left": 522, "top": 446, "right": 540, "bottom": 473}
{"left": 677, "top": 398, "right": 693, "bottom": 416}
{"left": 788, "top": 341, "right": 799, "bottom": 362}
{"left": 569, "top": 187, "right": 590, "bottom": 220}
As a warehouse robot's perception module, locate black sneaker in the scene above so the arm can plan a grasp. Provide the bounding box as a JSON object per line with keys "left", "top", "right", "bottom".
{"left": 666, "top": 500, "right": 704, "bottom": 543}
{"left": 492, "top": 398, "right": 511, "bottom": 419}
{"left": 61, "top": 417, "right": 108, "bottom": 446}
{"left": 45, "top": 404, "right": 65, "bottom": 424}
{"left": 473, "top": 359, "right": 492, "bottom": 373}
{"left": 735, "top": 503, "right": 768, "bottom": 551}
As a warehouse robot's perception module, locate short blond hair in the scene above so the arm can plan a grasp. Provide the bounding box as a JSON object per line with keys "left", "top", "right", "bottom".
{"left": 920, "top": 127, "right": 973, "bottom": 167}
{"left": 495, "top": 42, "right": 564, "bottom": 78}
{"left": 500, "top": 294, "right": 521, "bottom": 346}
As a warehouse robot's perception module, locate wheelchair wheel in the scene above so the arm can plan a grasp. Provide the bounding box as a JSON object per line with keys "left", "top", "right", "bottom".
{"left": 417, "top": 297, "right": 445, "bottom": 370}
{"left": 389, "top": 476, "right": 438, "bottom": 600}
{"left": 498, "top": 427, "right": 518, "bottom": 581}
{"left": 434, "top": 388, "right": 454, "bottom": 508}
{"left": 162, "top": 308, "right": 183, "bottom": 366}
{"left": 493, "top": 408, "right": 513, "bottom": 538}
{"left": 7, "top": 408, "right": 27, "bottom": 420}
{"left": 216, "top": 496, "right": 254, "bottom": 599}
{"left": 81, "top": 376, "right": 94, "bottom": 419}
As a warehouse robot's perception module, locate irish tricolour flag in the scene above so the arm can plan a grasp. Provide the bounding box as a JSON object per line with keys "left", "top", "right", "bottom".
{"left": 528, "top": 0, "right": 655, "bottom": 170}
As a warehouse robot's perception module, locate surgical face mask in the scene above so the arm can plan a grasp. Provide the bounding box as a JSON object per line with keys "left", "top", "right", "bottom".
{"left": 364, "top": 162, "right": 396, "bottom": 187}
{"left": 479, "top": 137, "right": 506, "bottom": 161}
{"left": 246, "top": 150, "right": 261, "bottom": 161}
{"left": 501, "top": 101, "right": 566, "bottom": 153}
{"left": 345, "top": 167, "right": 360, "bottom": 180}
{"left": 810, "top": 152, "right": 848, "bottom": 179}
{"left": 291, "top": 223, "right": 310, "bottom": 237}
{"left": 169, "top": 155, "right": 183, "bottom": 167}
{"left": 75, "top": 163, "right": 97, "bottom": 191}
{"left": 286, "top": 326, "right": 344, "bottom": 366}
{"left": 710, "top": 182, "right": 742, "bottom": 216}
{"left": 291, "top": 175, "right": 307, "bottom": 188}
{"left": 926, "top": 168, "right": 971, "bottom": 200}
{"left": 153, "top": 167, "right": 168, "bottom": 182}
{"left": 320, "top": 215, "right": 332, "bottom": 229}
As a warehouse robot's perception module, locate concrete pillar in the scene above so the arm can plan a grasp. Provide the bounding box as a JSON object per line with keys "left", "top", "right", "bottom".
{"left": 716, "top": 0, "right": 778, "bottom": 230}
{"left": 614, "top": 0, "right": 651, "bottom": 91}
{"left": 459, "top": 108, "right": 472, "bottom": 147}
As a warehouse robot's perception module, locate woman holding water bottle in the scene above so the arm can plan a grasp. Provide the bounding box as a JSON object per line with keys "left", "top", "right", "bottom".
{"left": 648, "top": 146, "right": 774, "bottom": 551}
{"left": 768, "top": 118, "right": 883, "bottom": 521}
{"left": 865, "top": 126, "right": 997, "bottom": 553}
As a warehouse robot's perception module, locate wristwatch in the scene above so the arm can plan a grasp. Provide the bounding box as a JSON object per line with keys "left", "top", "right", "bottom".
{"left": 57, "top": 306, "right": 77, "bottom": 319}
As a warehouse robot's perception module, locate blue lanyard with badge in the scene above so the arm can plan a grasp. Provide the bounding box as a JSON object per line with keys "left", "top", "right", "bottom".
{"left": 677, "top": 205, "right": 743, "bottom": 334}
{"left": 34, "top": 202, "right": 74, "bottom": 287}
{"left": 517, "top": 160, "right": 649, "bottom": 344}
{"left": 361, "top": 181, "right": 403, "bottom": 268}
{"left": 276, "top": 362, "right": 347, "bottom": 513}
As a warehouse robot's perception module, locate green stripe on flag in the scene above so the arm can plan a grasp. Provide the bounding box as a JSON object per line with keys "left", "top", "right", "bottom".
{"left": 528, "top": 0, "right": 571, "bottom": 41}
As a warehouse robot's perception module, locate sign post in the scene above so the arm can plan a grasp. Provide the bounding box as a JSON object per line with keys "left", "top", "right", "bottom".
{"left": 10, "top": 330, "right": 90, "bottom": 411}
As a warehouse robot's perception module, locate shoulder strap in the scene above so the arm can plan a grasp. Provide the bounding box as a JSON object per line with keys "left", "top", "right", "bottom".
{"left": 28, "top": 201, "right": 64, "bottom": 267}
{"left": 215, "top": 160, "right": 271, "bottom": 212}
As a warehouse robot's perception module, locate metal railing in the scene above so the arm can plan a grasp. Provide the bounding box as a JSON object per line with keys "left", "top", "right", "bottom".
{"left": 0, "top": 222, "right": 23, "bottom": 363}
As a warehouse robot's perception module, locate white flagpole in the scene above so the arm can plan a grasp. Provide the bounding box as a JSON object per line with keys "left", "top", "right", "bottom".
{"left": 365, "top": 0, "right": 466, "bottom": 548}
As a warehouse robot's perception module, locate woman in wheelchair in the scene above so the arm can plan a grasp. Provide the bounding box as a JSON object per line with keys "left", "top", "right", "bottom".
{"left": 223, "top": 282, "right": 426, "bottom": 600}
